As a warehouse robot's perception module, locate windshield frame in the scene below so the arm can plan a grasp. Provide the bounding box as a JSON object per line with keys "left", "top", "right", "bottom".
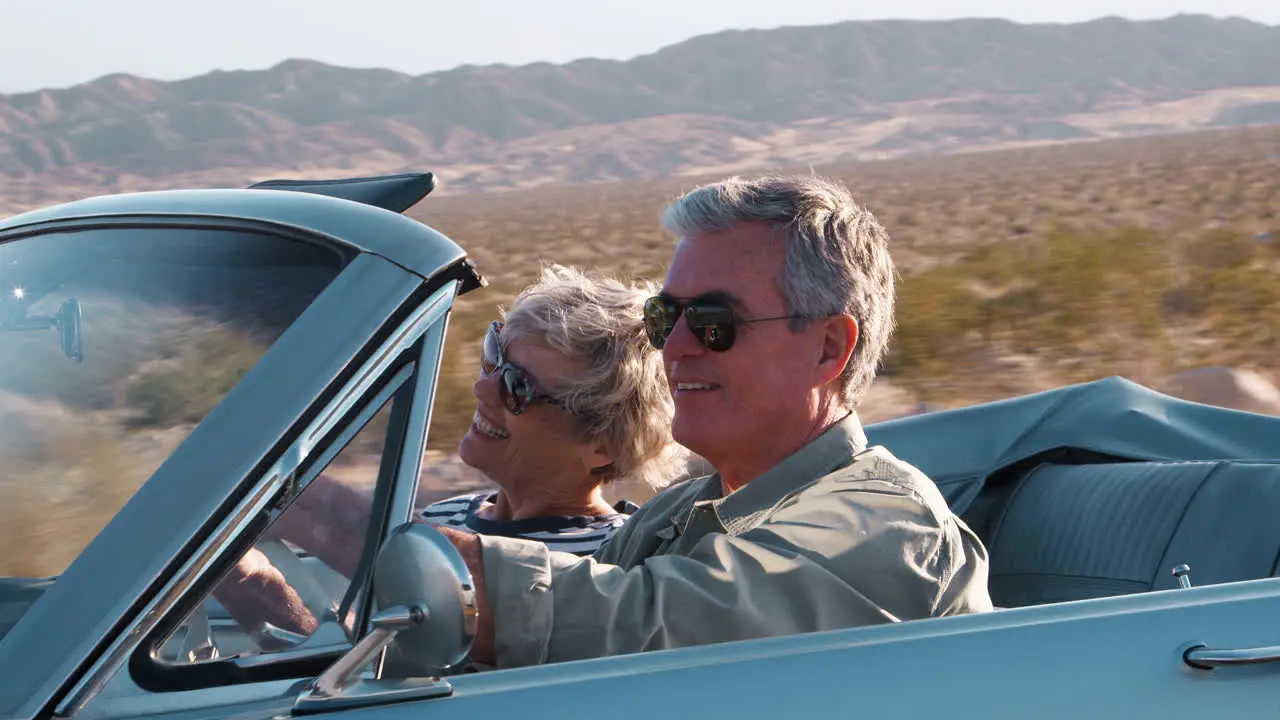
{"left": 0, "top": 211, "right": 458, "bottom": 719}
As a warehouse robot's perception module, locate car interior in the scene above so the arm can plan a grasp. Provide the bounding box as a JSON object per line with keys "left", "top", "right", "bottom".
{"left": 960, "top": 455, "right": 1280, "bottom": 608}
{"left": 154, "top": 543, "right": 353, "bottom": 664}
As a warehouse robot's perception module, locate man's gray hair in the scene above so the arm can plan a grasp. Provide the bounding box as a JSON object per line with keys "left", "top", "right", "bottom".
{"left": 660, "top": 175, "right": 896, "bottom": 407}
{"left": 501, "top": 263, "right": 690, "bottom": 491}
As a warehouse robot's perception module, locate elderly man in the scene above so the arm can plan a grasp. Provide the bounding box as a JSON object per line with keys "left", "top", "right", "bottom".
{"left": 436, "top": 174, "right": 993, "bottom": 669}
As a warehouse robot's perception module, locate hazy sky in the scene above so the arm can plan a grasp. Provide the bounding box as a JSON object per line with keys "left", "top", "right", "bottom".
{"left": 2, "top": 0, "right": 1276, "bottom": 93}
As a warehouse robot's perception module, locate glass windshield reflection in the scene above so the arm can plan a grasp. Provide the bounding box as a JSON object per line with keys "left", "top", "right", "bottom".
{"left": 0, "top": 225, "right": 345, "bottom": 639}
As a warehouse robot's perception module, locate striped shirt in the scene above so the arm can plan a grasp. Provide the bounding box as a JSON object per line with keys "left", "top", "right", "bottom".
{"left": 418, "top": 491, "right": 639, "bottom": 556}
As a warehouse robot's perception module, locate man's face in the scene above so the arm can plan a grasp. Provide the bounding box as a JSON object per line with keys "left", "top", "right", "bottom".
{"left": 658, "top": 221, "right": 829, "bottom": 467}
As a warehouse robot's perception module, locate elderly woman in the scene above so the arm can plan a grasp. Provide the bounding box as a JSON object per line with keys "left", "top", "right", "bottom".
{"left": 208, "top": 264, "right": 686, "bottom": 647}
{"left": 419, "top": 263, "right": 685, "bottom": 555}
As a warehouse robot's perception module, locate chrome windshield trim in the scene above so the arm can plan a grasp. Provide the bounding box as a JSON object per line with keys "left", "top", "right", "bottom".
{"left": 301, "top": 281, "right": 455, "bottom": 459}
{"left": 387, "top": 281, "right": 458, "bottom": 528}
{"left": 55, "top": 468, "right": 293, "bottom": 716}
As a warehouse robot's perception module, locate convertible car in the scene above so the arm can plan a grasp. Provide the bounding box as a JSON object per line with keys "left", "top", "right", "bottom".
{"left": 1, "top": 173, "right": 1278, "bottom": 720}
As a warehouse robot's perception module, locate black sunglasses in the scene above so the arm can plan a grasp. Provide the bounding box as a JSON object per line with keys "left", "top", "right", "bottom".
{"left": 482, "top": 321, "right": 568, "bottom": 415}
{"left": 643, "top": 294, "right": 804, "bottom": 352}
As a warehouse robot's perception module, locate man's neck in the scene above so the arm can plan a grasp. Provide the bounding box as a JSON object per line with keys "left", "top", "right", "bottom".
{"left": 716, "top": 406, "right": 852, "bottom": 494}
{"left": 483, "top": 484, "right": 615, "bottom": 522}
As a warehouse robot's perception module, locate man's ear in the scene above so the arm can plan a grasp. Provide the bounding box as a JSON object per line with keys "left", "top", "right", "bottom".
{"left": 814, "top": 314, "right": 858, "bottom": 388}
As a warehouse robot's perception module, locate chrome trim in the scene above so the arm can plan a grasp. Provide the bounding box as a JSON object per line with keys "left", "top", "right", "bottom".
{"left": 1184, "top": 643, "right": 1280, "bottom": 669}
{"left": 293, "top": 605, "right": 454, "bottom": 716}
{"left": 293, "top": 676, "right": 453, "bottom": 716}
{"left": 229, "top": 641, "right": 345, "bottom": 671}
{"left": 55, "top": 282, "right": 457, "bottom": 718}
{"left": 310, "top": 605, "right": 428, "bottom": 698}
{"left": 195, "top": 362, "right": 417, "bottom": 673}
{"left": 366, "top": 522, "right": 478, "bottom": 680}
{"left": 176, "top": 599, "right": 218, "bottom": 664}
{"left": 56, "top": 468, "right": 293, "bottom": 715}
{"left": 387, "top": 282, "right": 457, "bottom": 528}
{"left": 251, "top": 622, "right": 312, "bottom": 649}
{"left": 301, "top": 282, "right": 454, "bottom": 461}
{"left": 270, "top": 361, "right": 415, "bottom": 539}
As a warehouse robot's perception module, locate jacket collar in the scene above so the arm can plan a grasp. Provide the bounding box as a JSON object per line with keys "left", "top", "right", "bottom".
{"left": 671, "top": 412, "right": 869, "bottom": 537}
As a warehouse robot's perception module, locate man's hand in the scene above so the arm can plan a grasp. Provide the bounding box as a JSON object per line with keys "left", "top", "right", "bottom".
{"left": 424, "top": 522, "right": 495, "bottom": 666}
{"left": 211, "top": 547, "right": 320, "bottom": 647}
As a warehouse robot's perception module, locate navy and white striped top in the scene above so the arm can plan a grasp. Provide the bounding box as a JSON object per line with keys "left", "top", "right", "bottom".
{"left": 418, "top": 492, "right": 640, "bottom": 556}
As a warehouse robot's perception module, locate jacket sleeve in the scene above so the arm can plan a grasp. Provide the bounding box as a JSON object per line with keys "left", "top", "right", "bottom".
{"left": 478, "top": 481, "right": 989, "bottom": 668}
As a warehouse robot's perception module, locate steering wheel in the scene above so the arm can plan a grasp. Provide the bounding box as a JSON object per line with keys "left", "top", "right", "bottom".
{"left": 174, "top": 538, "right": 345, "bottom": 661}
{"left": 175, "top": 598, "right": 219, "bottom": 663}
{"left": 257, "top": 537, "right": 344, "bottom": 629}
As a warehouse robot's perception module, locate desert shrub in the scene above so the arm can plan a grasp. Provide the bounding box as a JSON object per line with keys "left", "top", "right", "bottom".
{"left": 877, "top": 224, "right": 1197, "bottom": 392}
{"left": 1199, "top": 264, "right": 1280, "bottom": 350}
{"left": 124, "top": 324, "right": 266, "bottom": 427}
{"left": 0, "top": 420, "right": 157, "bottom": 578}
{"left": 886, "top": 266, "right": 985, "bottom": 379}
{"left": 1182, "top": 228, "right": 1258, "bottom": 270}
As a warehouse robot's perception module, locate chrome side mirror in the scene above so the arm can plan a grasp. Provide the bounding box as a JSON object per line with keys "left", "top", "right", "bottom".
{"left": 372, "top": 521, "right": 478, "bottom": 675}
{"left": 293, "top": 522, "right": 477, "bottom": 715}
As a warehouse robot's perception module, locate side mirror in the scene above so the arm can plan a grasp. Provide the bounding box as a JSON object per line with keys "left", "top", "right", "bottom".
{"left": 293, "top": 522, "right": 477, "bottom": 714}
{"left": 373, "top": 521, "right": 478, "bottom": 675}
{"left": 0, "top": 296, "right": 83, "bottom": 364}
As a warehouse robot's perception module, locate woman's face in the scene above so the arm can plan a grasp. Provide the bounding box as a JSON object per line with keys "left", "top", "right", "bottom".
{"left": 457, "top": 323, "right": 612, "bottom": 493}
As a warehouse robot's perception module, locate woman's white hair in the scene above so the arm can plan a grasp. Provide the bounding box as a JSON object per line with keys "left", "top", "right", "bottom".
{"left": 500, "top": 263, "right": 689, "bottom": 491}
{"left": 660, "top": 174, "right": 897, "bottom": 407}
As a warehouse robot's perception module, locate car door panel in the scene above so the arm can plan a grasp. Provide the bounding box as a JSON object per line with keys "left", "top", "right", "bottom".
{"left": 344, "top": 580, "right": 1280, "bottom": 720}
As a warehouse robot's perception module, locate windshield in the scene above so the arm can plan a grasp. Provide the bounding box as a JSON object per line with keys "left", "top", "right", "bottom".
{"left": 0, "top": 225, "right": 346, "bottom": 601}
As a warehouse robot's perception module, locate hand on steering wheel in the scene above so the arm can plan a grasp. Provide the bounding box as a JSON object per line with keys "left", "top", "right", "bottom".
{"left": 202, "top": 543, "right": 326, "bottom": 655}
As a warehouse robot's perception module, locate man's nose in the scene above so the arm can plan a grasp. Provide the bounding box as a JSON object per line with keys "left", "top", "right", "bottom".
{"left": 662, "top": 312, "right": 707, "bottom": 359}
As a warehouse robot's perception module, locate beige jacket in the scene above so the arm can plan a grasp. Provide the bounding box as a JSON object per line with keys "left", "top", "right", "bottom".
{"left": 478, "top": 413, "right": 993, "bottom": 668}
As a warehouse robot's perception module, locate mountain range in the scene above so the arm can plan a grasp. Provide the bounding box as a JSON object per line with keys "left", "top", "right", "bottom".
{"left": 1, "top": 13, "right": 1279, "bottom": 214}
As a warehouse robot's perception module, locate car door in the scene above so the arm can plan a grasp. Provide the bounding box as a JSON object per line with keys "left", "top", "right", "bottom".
{"left": 324, "top": 576, "right": 1278, "bottom": 720}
